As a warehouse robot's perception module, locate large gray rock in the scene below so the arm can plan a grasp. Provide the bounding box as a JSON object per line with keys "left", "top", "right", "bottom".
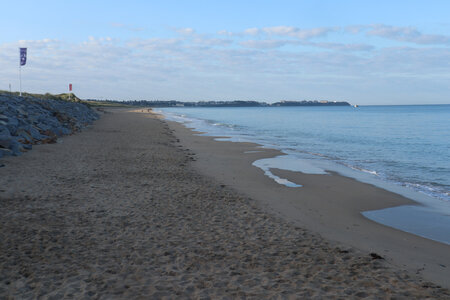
{"left": 5, "top": 116, "right": 19, "bottom": 135}
{"left": 0, "top": 125, "right": 10, "bottom": 137}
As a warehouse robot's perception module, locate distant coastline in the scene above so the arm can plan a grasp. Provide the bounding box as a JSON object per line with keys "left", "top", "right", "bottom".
{"left": 85, "top": 99, "right": 351, "bottom": 108}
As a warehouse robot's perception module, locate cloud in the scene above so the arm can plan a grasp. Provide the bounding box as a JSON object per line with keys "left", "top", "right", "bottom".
{"left": 175, "top": 27, "right": 196, "bottom": 35}
{"left": 85, "top": 36, "right": 116, "bottom": 44}
{"left": 1, "top": 25, "right": 449, "bottom": 103}
{"left": 126, "top": 38, "right": 183, "bottom": 52}
{"left": 307, "top": 42, "right": 374, "bottom": 52}
{"left": 239, "top": 38, "right": 373, "bottom": 51}
{"left": 368, "top": 46, "right": 450, "bottom": 74}
{"left": 244, "top": 28, "right": 260, "bottom": 36}
{"left": 243, "top": 26, "right": 337, "bottom": 40}
{"left": 240, "top": 39, "right": 299, "bottom": 49}
{"left": 193, "top": 38, "right": 233, "bottom": 47}
{"left": 240, "top": 24, "right": 450, "bottom": 46}
{"left": 217, "top": 30, "right": 234, "bottom": 36}
{"left": 345, "top": 25, "right": 367, "bottom": 34}
{"left": 366, "top": 24, "right": 450, "bottom": 45}
{"left": 16, "top": 38, "right": 61, "bottom": 50}
{"left": 173, "top": 27, "right": 232, "bottom": 47}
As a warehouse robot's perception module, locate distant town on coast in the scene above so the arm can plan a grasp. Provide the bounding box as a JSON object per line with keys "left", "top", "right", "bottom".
{"left": 86, "top": 99, "right": 351, "bottom": 108}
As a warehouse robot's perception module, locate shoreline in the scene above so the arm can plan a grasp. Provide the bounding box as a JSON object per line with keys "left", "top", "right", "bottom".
{"left": 1, "top": 108, "right": 449, "bottom": 298}
{"left": 159, "top": 106, "right": 449, "bottom": 205}
{"left": 164, "top": 115, "right": 450, "bottom": 288}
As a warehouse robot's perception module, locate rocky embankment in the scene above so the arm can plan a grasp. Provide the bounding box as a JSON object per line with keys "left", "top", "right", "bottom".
{"left": 0, "top": 93, "right": 99, "bottom": 158}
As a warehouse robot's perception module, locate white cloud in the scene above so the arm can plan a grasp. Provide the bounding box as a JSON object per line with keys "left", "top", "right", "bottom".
{"left": 173, "top": 28, "right": 233, "bottom": 48}
{"left": 175, "top": 27, "right": 196, "bottom": 35}
{"left": 17, "top": 38, "right": 61, "bottom": 49}
{"left": 307, "top": 42, "right": 374, "bottom": 52}
{"left": 239, "top": 38, "right": 373, "bottom": 51}
{"left": 127, "top": 38, "right": 182, "bottom": 51}
{"left": 193, "top": 37, "right": 232, "bottom": 47}
{"left": 1, "top": 25, "right": 449, "bottom": 104}
{"left": 240, "top": 39, "right": 299, "bottom": 49}
{"left": 368, "top": 46, "right": 450, "bottom": 74}
{"left": 366, "top": 24, "right": 450, "bottom": 45}
{"left": 244, "top": 28, "right": 260, "bottom": 35}
{"left": 345, "top": 25, "right": 367, "bottom": 34}
{"left": 217, "top": 30, "right": 234, "bottom": 36}
{"left": 256, "top": 26, "right": 337, "bottom": 39}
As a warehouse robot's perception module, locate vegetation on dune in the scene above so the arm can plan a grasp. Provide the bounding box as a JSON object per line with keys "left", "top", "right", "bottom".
{"left": 0, "top": 90, "right": 82, "bottom": 102}
{"left": 0, "top": 90, "right": 133, "bottom": 108}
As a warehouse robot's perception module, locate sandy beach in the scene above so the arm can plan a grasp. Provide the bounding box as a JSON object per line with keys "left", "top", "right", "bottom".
{"left": 1, "top": 108, "right": 449, "bottom": 298}
{"left": 169, "top": 120, "right": 450, "bottom": 287}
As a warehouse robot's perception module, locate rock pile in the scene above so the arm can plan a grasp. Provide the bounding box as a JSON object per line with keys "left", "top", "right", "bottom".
{"left": 0, "top": 93, "right": 99, "bottom": 158}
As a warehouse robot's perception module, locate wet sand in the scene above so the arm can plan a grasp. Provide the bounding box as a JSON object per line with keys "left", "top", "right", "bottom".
{"left": 0, "top": 108, "right": 449, "bottom": 298}
{"left": 167, "top": 116, "right": 450, "bottom": 289}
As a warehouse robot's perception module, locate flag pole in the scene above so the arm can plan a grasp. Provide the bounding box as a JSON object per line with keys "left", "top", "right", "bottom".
{"left": 19, "top": 64, "right": 22, "bottom": 96}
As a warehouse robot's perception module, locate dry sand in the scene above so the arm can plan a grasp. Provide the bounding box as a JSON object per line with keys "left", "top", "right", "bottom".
{"left": 0, "top": 108, "right": 449, "bottom": 299}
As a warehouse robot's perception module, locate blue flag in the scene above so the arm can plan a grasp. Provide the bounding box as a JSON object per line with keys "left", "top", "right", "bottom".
{"left": 20, "top": 48, "right": 27, "bottom": 66}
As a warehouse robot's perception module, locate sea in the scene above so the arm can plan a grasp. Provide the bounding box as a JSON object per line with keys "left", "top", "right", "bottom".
{"left": 158, "top": 105, "right": 450, "bottom": 244}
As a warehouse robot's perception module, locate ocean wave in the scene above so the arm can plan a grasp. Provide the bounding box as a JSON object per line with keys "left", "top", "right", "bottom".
{"left": 346, "top": 165, "right": 379, "bottom": 176}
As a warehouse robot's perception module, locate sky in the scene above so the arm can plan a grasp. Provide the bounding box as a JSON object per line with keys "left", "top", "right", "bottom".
{"left": 0, "top": 0, "right": 449, "bottom": 104}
